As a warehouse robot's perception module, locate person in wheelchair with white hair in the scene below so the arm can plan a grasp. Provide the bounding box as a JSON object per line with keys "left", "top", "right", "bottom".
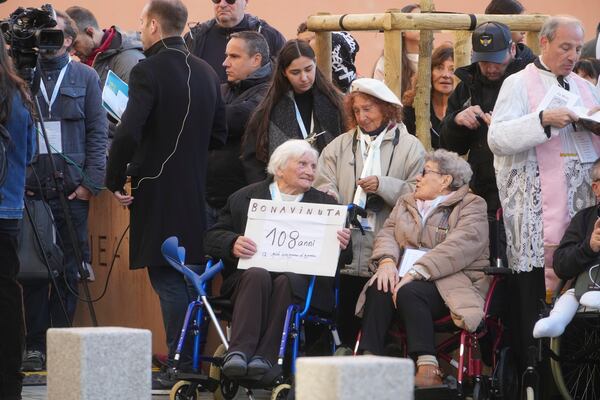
{"left": 356, "top": 149, "right": 490, "bottom": 387}
{"left": 204, "top": 139, "right": 352, "bottom": 379}
{"left": 534, "top": 157, "right": 600, "bottom": 339}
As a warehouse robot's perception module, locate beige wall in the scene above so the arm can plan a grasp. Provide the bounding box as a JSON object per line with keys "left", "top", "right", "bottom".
{"left": 2, "top": 0, "right": 599, "bottom": 75}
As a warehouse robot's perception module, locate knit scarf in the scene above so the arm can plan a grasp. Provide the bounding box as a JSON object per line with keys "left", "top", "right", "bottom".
{"left": 85, "top": 27, "right": 116, "bottom": 67}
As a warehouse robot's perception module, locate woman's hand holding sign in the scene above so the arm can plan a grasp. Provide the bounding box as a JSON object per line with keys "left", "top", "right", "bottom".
{"left": 232, "top": 236, "right": 257, "bottom": 259}
{"left": 337, "top": 228, "right": 351, "bottom": 250}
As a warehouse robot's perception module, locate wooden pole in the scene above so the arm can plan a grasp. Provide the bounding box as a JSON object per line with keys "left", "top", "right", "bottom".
{"left": 526, "top": 31, "right": 541, "bottom": 55}
{"left": 414, "top": 0, "right": 434, "bottom": 151}
{"left": 307, "top": 13, "right": 547, "bottom": 32}
{"left": 384, "top": 9, "right": 402, "bottom": 98}
{"left": 314, "top": 12, "right": 332, "bottom": 82}
{"left": 453, "top": 31, "right": 473, "bottom": 70}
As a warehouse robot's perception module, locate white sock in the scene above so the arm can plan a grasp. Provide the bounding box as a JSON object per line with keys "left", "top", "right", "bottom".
{"left": 416, "top": 354, "right": 439, "bottom": 368}
{"left": 580, "top": 291, "right": 600, "bottom": 309}
{"left": 533, "top": 289, "right": 579, "bottom": 338}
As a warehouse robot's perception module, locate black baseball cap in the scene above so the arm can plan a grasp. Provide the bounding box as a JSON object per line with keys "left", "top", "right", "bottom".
{"left": 471, "top": 21, "right": 512, "bottom": 64}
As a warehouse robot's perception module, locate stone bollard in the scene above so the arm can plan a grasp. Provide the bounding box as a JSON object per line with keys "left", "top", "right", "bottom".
{"left": 47, "top": 327, "right": 152, "bottom": 400}
{"left": 296, "top": 356, "right": 414, "bottom": 400}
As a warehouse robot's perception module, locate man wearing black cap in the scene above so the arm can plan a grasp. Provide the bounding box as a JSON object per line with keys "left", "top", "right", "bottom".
{"left": 440, "top": 21, "right": 535, "bottom": 266}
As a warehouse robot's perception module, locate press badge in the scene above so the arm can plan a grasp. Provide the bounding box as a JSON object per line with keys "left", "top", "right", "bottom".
{"left": 37, "top": 121, "right": 63, "bottom": 154}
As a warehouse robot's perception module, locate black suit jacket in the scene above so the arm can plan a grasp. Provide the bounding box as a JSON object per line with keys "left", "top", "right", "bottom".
{"left": 106, "top": 37, "right": 227, "bottom": 268}
{"left": 204, "top": 178, "right": 352, "bottom": 311}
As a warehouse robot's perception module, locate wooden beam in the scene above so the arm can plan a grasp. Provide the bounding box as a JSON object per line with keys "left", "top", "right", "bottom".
{"left": 453, "top": 31, "right": 473, "bottom": 70}
{"left": 414, "top": 0, "right": 434, "bottom": 151}
{"left": 384, "top": 10, "right": 402, "bottom": 98}
{"left": 314, "top": 13, "right": 332, "bottom": 82}
{"left": 307, "top": 13, "right": 548, "bottom": 32}
{"left": 526, "top": 31, "right": 541, "bottom": 55}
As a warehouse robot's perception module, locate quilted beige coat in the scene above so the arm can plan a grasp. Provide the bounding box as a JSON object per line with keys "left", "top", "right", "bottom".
{"left": 359, "top": 185, "right": 490, "bottom": 332}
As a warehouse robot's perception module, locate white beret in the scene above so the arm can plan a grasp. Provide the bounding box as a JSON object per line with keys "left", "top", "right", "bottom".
{"left": 350, "top": 78, "right": 402, "bottom": 107}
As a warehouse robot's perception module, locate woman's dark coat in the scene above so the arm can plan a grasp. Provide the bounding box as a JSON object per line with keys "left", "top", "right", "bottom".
{"left": 204, "top": 178, "right": 352, "bottom": 312}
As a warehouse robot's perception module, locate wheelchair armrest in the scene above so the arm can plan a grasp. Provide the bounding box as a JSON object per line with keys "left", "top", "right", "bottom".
{"left": 480, "top": 267, "right": 513, "bottom": 276}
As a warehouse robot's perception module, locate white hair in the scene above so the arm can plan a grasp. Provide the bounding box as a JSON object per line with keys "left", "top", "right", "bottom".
{"left": 267, "top": 139, "right": 318, "bottom": 176}
{"left": 539, "top": 16, "right": 584, "bottom": 42}
{"left": 425, "top": 149, "right": 473, "bottom": 190}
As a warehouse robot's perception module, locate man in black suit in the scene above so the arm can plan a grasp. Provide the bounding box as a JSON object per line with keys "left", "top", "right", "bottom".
{"left": 105, "top": 0, "right": 227, "bottom": 380}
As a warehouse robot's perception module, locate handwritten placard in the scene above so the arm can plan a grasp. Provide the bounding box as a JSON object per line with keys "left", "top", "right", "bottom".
{"left": 237, "top": 199, "right": 348, "bottom": 277}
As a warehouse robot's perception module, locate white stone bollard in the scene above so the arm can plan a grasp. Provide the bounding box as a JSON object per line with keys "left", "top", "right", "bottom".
{"left": 296, "top": 356, "right": 414, "bottom": 400}
{"left": 47, "top": 327, "right": 152, "bottom": 400}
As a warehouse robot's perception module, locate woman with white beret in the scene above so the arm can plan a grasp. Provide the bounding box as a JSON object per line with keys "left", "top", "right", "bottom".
{"left": 314, "top": 78, "right": 426, "bottom": 348}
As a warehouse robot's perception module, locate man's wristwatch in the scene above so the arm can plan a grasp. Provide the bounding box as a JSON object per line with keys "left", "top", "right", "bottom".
{"left": 407, "top": 268, "right": 422, "bottom": 280}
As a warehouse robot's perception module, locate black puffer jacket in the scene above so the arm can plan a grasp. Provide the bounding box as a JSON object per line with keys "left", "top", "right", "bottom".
{"left": 206, "top": 63, "right": 272, "bottom": 209}
{"left": 439, "top": 43, "right": 536, "bottom": 213}
{"left": 184, "top": 14, "right": 285, "bottom": 82}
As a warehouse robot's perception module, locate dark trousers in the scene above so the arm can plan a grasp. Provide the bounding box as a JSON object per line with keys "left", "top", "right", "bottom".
{"left": 229, "top": 268, "right": 293, "bottom": 364}
{"left": 0, "top": 219, "right": 25, "bottom": 399}
{"left": 359, "top": 281, "right": 448, "bottom": 357}
{"left": 507, "top": 267, "right": 546, "bottom": 373}
{"left": 337, "top": 274, "right": 368, "bottom": 347}
{"left": 147, "top": 264, "right": 199, "bottom": 369}
{"left": 22, "top": 199, "right": 90, "bottom": 353}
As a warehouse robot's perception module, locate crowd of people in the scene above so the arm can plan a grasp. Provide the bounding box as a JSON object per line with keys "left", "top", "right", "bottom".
{"left": 1, "top": 0, "right": 600, "bottom": 398}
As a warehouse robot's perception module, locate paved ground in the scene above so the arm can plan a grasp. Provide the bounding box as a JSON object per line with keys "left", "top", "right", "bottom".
{"left": 22, "top": 384, "right": 273, "bottom": 399}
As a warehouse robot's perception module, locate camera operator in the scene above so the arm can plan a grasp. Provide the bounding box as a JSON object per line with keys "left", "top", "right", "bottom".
{"left": 0, "top": 34, "right": 36, "bottom": 400}
{"left": 21, "top": 10, "right": 107, "bottom": 371}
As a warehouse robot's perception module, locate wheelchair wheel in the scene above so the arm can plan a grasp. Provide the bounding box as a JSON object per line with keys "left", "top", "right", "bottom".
{"left": 170, "top": 380, "right": 199, "bottom": 400}
{"left": 271, "top": 383, "right": 292, "bottom": 400}
{"left": 549, "top": 312, "right": 600, "bottom": 400}
{"left": 491, "top": 347, "right": 518, "bottom": 400}
{"left": 472, "top": 377, "right": 490, "bottom": 400}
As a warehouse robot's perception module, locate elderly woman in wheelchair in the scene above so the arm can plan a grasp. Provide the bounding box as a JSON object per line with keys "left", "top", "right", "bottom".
{"left": 355, "top": 149, "right": 490, "bottom": 387}
{"left": 204, "top": 139, "right": 351, "bottom": 380}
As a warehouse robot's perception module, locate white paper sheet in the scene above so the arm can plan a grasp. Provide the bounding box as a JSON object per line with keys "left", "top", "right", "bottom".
{"left": 398, "top": 248, "right": 428, "bottom": 277}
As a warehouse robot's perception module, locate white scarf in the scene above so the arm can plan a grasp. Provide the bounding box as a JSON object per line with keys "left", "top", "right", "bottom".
{"left": 269, "top": 181, "right": 304, "bottom": 202}
{"left": 352, "top": 126, "right": 388, "bottom": 208}
{"left": 416, "top": 194, "right": 451, "bottom": 223}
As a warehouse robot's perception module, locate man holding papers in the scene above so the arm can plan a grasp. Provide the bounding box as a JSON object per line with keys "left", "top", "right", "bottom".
{"left": 488, "top": 15, "right": 600, "bottom": 376}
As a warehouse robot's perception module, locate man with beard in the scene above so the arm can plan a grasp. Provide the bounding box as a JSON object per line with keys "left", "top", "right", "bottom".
{"left": 21, "top": 10, "right": 107, "bottom": 371}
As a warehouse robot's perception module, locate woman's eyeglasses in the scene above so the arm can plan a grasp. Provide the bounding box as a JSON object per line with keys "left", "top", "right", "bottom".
{"left": 211, "top": 0, "right": 237, "bottom": 4}
{"left": 422, "top": 169, "right": 443, "bottom": 176}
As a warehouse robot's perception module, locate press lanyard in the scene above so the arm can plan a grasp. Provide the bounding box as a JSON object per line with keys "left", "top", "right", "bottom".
{"left": 293, "top": 100, "right": 314, "bottom": 140}
{"left": 39, "top": 58, "right": 71, "bottom": 119}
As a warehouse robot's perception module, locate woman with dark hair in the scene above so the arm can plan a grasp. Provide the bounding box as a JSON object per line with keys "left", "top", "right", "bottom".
{"left": 372, "top": 3, "right": 420, "bottom": 98}
{"left": 0, "top": 34, "right": 36, "bottom": 399}
{"left": 315, "top": 78, "right": 425, "bottom": 348}
{"left": 574, "top": 58, "right": 600, "bottom": 86}
{"left": 485, "top": 0, "right": 526, "bottom": 44}
{"left": 242, "top": 39, "right": 345, "bottom": 183}
{"left": 402, "top": 44, "right": 455, "bottom": 149}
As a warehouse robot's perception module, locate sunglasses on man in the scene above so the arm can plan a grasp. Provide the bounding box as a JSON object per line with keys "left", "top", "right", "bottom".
{"left": 211, "top": 0, "right": 237, "bottom": 4}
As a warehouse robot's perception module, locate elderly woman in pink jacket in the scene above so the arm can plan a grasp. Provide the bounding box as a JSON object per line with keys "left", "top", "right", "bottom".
{"left": 357, "top": 149, "right": 490, "bottom": 387}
